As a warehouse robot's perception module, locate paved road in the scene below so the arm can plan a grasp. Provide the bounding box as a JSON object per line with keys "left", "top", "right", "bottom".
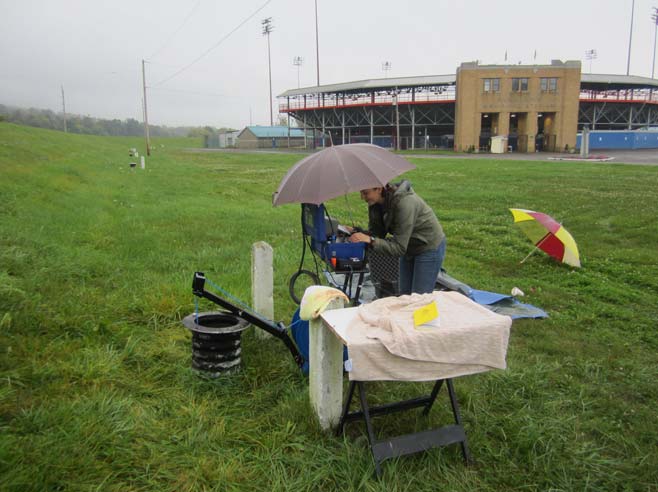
{"left": 406, "top": 149, "right": 658, "bottom": 166}
{"left": 185, "top": 147, "right": 658, "bottom": 165}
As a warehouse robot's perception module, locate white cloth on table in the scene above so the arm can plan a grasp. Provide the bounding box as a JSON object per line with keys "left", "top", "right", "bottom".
{"left": 346, "top": 291, "right": 511, "bottom": 381}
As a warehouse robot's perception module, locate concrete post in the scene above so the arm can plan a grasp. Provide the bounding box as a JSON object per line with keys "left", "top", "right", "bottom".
{"left": 309, "top": 297, "right": 345, "bottom": 431}
{"left": 580, "top": 126, "right": 590, "bottom": 158}
{"left": 251, "top": 241, "right": 273, "bottom": 339}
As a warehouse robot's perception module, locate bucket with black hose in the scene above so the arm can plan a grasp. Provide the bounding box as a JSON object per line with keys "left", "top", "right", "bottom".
{"left": 182, "top": 311, "right": 249, "bottom": 377}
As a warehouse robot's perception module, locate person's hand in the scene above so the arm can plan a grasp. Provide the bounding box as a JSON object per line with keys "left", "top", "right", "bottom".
{"left": 349, "top": 232, "right": 371, "bottom": 244}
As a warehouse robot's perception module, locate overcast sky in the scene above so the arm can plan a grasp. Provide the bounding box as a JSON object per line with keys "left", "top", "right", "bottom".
{"left": 1, "top": 0, "right": 656, "bottom": 128}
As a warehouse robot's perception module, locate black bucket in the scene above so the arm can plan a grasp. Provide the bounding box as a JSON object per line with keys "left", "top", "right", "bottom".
{"left": 182, "top": 311, "right": 249, "bottom": 377}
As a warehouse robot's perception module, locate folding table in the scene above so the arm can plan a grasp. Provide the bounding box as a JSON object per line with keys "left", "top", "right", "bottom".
{"left": 319, "top": 292, "right": 511, "bottom": 477}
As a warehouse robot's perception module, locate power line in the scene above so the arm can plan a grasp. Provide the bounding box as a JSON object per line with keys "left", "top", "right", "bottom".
{"left": 148, "top": 86, "right": 229, "bottom": 98}
{"left": 152, "top": 0, "right": 273, "bottom": 87}
{"left": 148, "top": 0, "right": 202, "bottom": 60}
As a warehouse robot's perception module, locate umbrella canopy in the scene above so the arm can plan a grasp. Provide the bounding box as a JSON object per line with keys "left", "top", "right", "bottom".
{"left": 510, "top": 208, "right": 581, "bottom": 267}
{"left": 272, "top": 143, "right": 416, "bottom": 206}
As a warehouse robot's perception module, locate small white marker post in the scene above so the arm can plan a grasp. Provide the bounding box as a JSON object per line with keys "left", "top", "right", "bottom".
{"left": 251, "top": 241, "right": 273, "bottom": 339}
{"left": 309, "top": 297, "right": 345, "bottom": 431}
{"left": 140, "top": 156, "right": 145, "bottom": 169}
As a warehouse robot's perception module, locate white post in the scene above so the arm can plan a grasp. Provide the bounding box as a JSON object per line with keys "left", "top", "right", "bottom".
{"left": 140, "top": 156, "right": 145, "bottom": 169}
{"left": 309, "top": 297, "right": 345, "bottom": 431}
{"left": 251, "top": 241, "right": 273, "bottom": 339}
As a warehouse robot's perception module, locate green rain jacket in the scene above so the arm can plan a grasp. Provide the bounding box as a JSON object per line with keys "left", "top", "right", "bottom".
{"left": 368, "top": 180, "right": 444, "bottom": 258}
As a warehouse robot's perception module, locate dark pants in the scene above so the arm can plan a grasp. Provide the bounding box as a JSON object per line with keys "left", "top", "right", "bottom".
{"left": 398, "top": 238, "right": 446, "bottom": 295}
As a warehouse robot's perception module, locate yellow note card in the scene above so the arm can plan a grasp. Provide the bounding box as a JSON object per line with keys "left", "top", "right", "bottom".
{"left": 413, "top": 301, "right": 439, "bottom": 328}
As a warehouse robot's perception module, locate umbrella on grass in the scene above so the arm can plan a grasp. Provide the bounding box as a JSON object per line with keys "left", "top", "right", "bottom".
{"left": 272, "top": 143, "right": 416, "bottom": 206}
{"left": 510, "top": 208, "right": 581, "bottom": 267}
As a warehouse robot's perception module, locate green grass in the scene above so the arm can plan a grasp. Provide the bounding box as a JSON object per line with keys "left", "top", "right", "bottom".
{"left": 1, "top": 121, "right": 657, "bottom": 491}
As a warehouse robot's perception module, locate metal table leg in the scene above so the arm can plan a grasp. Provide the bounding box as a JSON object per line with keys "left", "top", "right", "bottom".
{"left": 336, "top": 378, "right": 471, "bottom": 477}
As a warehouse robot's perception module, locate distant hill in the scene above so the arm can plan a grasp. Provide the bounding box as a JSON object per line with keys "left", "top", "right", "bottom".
{"left": 0, "top": 103, "right": 235, "bottom": 139}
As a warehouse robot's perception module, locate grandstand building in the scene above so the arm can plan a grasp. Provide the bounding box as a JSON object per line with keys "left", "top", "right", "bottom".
{"left": 278, "top": 60, "right": 658, "bottom": 152}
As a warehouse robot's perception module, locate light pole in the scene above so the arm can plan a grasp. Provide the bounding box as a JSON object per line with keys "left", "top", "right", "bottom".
{"left": 314, "top": 0, "right": 320, "bottom": 86}
{"left": 142, "top": 59, "right": 151, "bottom": 156}
{"left": 627, "top": 0, "right": 635, "bottom": 75}
{"left": 293, "top": 56, "right": 303, "bottom": 88}
{"left": 651, "top": 7, "right": 658, "bottom": 78}
{"left": 392, "top": 88, "right": 400, "bottom": 151}
{"left": 382, "top": 61, "right": 391, "bottom": 78}
{"left": 61, "top": 85, "right": 67, "bottom": 133}
{"left": 585, "top": 49, "right": 597, "bottom": 73}
{"left": 262, "top": 17, "right": 274, "bottom": 127}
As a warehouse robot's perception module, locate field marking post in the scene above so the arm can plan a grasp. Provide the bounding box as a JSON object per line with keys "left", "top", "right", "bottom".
{"left": 309, "top": 297, "right": 345, "bottom": 431}
{"left": 251, "top": 241, "right": 273, "bottom": 339}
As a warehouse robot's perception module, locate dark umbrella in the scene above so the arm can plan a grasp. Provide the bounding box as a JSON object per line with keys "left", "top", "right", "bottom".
{"left": 272, "top": 143, "right": 416, "bottom": 206}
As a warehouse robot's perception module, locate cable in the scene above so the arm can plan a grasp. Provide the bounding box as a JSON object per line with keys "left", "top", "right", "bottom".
{"left": 148, "top": 0, "right": 202, "bottom": 60}
{"left": 152, "top": 0, "right": 273, "bottom": 87}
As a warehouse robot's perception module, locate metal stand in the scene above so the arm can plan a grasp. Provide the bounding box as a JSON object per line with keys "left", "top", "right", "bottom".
{"left": 327, "top": 269, "right": 366, "bottom": 304}
{"left": 336, "top": 378, "right": 472, "bottom": 478}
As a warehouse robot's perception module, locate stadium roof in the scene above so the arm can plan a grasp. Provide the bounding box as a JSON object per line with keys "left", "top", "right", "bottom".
{"left": 279, "top": 74, "right": 456, "bottom": 97}
{"left": 279, "top": 73, "right": 658, "bottom": 97}
{"left": 580, "top": 73, "right": 658, "bottom": 90}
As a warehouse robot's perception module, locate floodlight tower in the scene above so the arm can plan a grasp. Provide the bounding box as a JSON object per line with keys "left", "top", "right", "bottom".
{"left": 585, "top": 49, "right": 598, "bottom": 73}
{"left": 382, "top": 61, "right": 392, "bottom": 78}
{"left": 262, "top": 17, "right": 274, "bottom": 126}
{"left": 293, "top": 56, "right": 303, "bottom": 88}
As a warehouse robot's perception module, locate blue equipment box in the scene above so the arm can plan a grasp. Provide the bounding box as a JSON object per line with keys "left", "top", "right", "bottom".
{"left": 301, "top": 203, "right": 366, "bottom": 264}
{"left": 323, "top": 242, "right": 365, "bottom": 262}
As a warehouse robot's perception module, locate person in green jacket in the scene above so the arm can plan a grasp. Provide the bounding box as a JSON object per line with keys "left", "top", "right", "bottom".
{"left": 348, "top": 180, "right": 445, "bottom": 295}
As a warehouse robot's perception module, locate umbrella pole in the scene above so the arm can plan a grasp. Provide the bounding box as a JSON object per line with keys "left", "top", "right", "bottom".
{"left": 520, "top": 233, "right": 551, "bottom": 264}
{"left": 520, "top": 246, "right": 539, "bottom": 264}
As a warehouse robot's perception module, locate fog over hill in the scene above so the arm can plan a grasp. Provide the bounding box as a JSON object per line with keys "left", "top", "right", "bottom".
{"left": 0, "top": 103, "right": 235, "bottom": 138}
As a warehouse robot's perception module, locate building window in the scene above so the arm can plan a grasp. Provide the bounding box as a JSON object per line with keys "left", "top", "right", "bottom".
{"left": 483, "top": 78, "right": 500, "bottom": 93}
{"left": 511, "top": 78, "right": 529, "bottom": 92}
{"left": 540, "top": 77, "right": 558, "bottom": 92}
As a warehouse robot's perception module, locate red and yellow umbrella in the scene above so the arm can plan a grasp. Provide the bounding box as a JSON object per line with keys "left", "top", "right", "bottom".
{"left": 509, "top": 208, "right": 581, "bottom": 267}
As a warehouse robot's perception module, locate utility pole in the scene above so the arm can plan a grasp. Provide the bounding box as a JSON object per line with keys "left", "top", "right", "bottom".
{"left": 142, "top": 59, "right": 151, "bottom": 156}
{"left": 627, "top": 0, "right": 635, "bottom": 75}
{"left": 61, "top": 85, "right": 67, "bottom": 133}
{"left": 262, "top": 18, "right": 274, "bottom": 127}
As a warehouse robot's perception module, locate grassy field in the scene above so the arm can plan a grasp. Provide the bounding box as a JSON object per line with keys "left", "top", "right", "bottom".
{"left": 1, "top": 122, "right": 657, "bottom": 492}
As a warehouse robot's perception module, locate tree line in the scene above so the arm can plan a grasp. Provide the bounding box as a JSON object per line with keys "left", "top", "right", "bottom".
{"left": 0, "top": 104, "right": 234, "bottom": 138}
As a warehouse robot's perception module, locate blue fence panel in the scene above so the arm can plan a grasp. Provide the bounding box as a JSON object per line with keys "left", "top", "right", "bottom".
{"left": 577, "top": 131, "right": 658, "bottom": 150}
{"left": 634, "top": 132, "right": 658, "bottom": 149}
